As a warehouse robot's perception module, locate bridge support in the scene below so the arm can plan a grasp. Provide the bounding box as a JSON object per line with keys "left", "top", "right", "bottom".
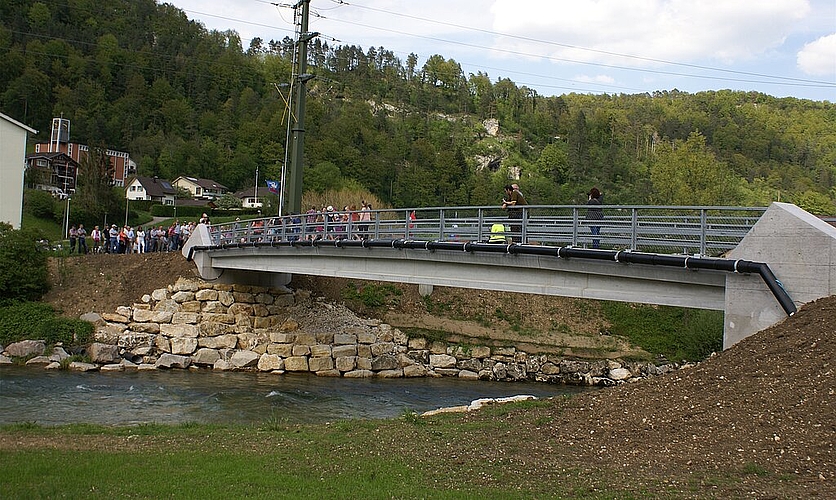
{"left": 724, "top": 202, "right": 836, "bottom": 348}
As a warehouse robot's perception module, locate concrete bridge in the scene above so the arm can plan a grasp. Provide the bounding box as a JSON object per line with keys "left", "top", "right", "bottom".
{"left": 183, "top": 202, "right": 836, "bottom": 350}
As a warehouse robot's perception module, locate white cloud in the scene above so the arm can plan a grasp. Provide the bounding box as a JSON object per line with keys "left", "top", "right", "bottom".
{"left": 797, "top": 34, "right": 836, "bottom": 76}
{"left": 574, "top": 74, "right": 616, "bottom": 84}
{"left": 489, "top": 0, "right": 811, "bottom": 66}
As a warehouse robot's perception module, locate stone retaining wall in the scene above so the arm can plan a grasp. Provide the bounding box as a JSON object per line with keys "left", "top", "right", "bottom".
{"left": 1, "top": 278, "right": 682, "bottom": 385}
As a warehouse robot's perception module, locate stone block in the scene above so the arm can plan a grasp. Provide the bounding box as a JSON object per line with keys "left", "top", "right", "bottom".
{"left": 5, "top": 340, "right": 46, "bottom": 357}
{"left": 172, "top": 312, "right": 199, "bottom": 325}
{"left": 88, "top": 342, "right": 121, "bottom": 364}
{"left": 332, "top": 345, "right": 357, "bottom": 358}
{"left": 371, "top": 354, "right": 399, "bottom": 371}
{"left": 294, "top": 332, "right": 316, "bottom": 346}
{"left": 357, "top": 332, "right": 376, "bottom": 344}
{"left": 154, "top": 299, "right": 181, "bottom": 313}
{"left": 180, "top": 301, "right": 202, "bottom": 313}
{"left": 133, "top": 309, "right": 172, "bottom": 324}
{"left": 252, "top": 304, "right": 269, "bottom": 317}
{"left": 230, "top": 350, "right": 260, "bottom": 368}
{"left": 284, "top": 356, "right": 309, "bottom": 372}
{"left": 171, "top": 291, "right": 195, "bottom": 303}
{"left": 376, "top": 369, "right": 403, "bottom": 378}
{"left": 357, "top": 345, "right": 372, "bottom": 358}
{"left": 173, "top": 278, "right": 199, "bottom": 292}
{"left": 253, "top": 317, "right": 271, "bottom": 329}
{"left": 257, "top": 354, "right": 284, "bottom": 372}
{"left": 371, "top": 342, "right": 395, "bottom": 356}
{"left": 266, "top": 343, "right": 293, "bottom": 357}
{"left": 199, "top": 334, "right": 239, "bottom": 350}
{"left": 218, "top": 291, "right": 234, "bottom": 307}
{"left": 471, "top": 346, "right": 491, "bottom": 359}
{"left": 269, "top": 332, "right": 295, "bottom": 343}
{"left": 160, "top": 323, "right": 199, "bottom": 338}
{"left": 192, "top": 348, "right": 221, "bottom": 366}
{"left": 170, "top": 337, "right": 198, "bottom": 355}
{"left": 195, "top": 289, "right": 219, "bottom": 301}
{"left": 201, "top": 314, "right": 235, "bottom": 325}
{"left": 408, "top": 338, "right": 427, "bottom": 350}
{"left": 333, "top": 333, "right": 357, "bottom": 345}
{"left": 102, "top": 312, "right": 129, "bottom": 324}
{"left": 430, "top": 354, "right": 457, "bottom": 369}
{"left": 335, "top": 356, "right": 356, "bottom": 372}
{"left": 228, "top": 303, "right": 254, "bottom": 317}
{"left": 308, "top": 356, "right": 335, "bottom": 372}
{"left": 356, "top": 357, "right": 372, "bottom": 371}
{"left": 116, "top": 306, "right": 132, "bottom": 317}
{"left": 255, "top": 293, "right": 275, "bottom": 305}
{"left": 156, "top": 353, "right": 191, "bottom": 369}
{"left": 310, "top": 345, "right": 332, "bottom": 357}
{"left": 232, "top": 292, "right": 255, "bottom": 304}
{"left": 151, "top": 288, "right": 168, "bottom": 301}
{"left": 292, "top": 345, "right": 310, "bottom": 356}
{"left": 343, "top": 369, "right": 374, "bottom": 378}
{"left": 403, "top": 364, "right": 428, "bottom": 377}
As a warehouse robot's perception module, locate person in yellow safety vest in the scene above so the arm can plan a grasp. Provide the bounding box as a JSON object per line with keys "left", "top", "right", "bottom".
{"left": 489, "top": 222, "right": 509, "bottom": 243}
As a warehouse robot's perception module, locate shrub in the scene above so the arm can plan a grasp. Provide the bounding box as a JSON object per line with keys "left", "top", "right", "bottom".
{"left": 0, "top": 302, "right": 93, "bottom": 346}
{"left": 0, "top": 224, "right": 50, "bottom": 302}
{"left": 23, "top": 189, "right": 57, "bottom": 220}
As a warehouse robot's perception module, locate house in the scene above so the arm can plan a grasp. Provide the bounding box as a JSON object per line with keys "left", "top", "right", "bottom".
{"left": 24, "top": 151, "right": 79, "bottom": 197}
{"left": 234, "top": 187, "right": 274, "bottom": 209}
{"left": 125, "top": 176, "right": 176, "bottom": 205}
{"left": 31, "top": 117, "right": 136, "bottom": 188}
{"left": 0, "top": 112, "right": 38, "bottom": 229}
{"left": 173, "top": 176, "right": 228, "bottom": 200}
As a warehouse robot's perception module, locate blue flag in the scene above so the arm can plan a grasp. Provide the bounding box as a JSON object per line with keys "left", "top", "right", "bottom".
{"left": 266, "top": 180, "right": 279, "bottom": 194}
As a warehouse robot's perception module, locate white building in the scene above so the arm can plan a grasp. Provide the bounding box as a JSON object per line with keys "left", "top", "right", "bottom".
{"left": 125, "top": 176, "right": 176, "bottom": 205}
{"left": 0, "top": 112, "right": 37, "bottom": 229}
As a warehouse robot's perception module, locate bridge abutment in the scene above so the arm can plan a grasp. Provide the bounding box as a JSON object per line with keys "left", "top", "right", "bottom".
{"left": 724, "top": 202, "right": 836, "bottom": 348}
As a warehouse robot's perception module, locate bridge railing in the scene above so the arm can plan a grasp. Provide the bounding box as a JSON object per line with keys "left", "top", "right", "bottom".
{"left": 207, "top": 205, "right": 766, "bottom": 256}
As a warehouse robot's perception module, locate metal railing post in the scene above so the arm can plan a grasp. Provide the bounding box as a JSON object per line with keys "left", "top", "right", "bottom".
{"left": 700, "top": 209, "right": 707, "bottom": 256}
{"left": 631, "top": 208, "right": 638, "bottom": 250}
{"left": 439, "top": 209, "right": 446, "bottom": 240}
{"left": 572, "top": 207, "right": 579, "bottom": 246}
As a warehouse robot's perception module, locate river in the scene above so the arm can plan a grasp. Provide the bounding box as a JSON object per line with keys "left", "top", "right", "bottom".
{"left": 0, "top": 366, "right": 590, "bottom": 426}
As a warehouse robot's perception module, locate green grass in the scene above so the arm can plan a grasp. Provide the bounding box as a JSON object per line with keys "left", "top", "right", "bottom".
{"left": 21, "top": 213, "right": 63, "bottom": 242}
{"left": 601, "top": 302, "right": 723, "bottom": 362}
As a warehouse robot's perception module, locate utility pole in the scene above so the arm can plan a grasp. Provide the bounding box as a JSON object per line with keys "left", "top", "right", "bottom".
{"left": 287, "top": 0, "right": 318, "bottom": 214}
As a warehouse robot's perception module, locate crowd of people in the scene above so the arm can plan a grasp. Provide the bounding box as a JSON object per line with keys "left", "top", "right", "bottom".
{"left": 67, "top": 219, "right": 199, "bottom": 255}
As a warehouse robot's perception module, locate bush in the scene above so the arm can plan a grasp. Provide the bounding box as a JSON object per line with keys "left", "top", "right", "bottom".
{"left": 0, "top": 302, "right": 93, "bottom": 346}
{"left": 23, "top": 189, "right": 57, "bottom": 220}
{"left": 0, "top": 223, "right": 50, "bottom": 302}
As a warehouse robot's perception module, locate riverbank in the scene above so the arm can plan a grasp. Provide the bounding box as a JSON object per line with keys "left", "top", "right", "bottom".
{"left": 1, "top": 255, "right": 834, "bottom": 496}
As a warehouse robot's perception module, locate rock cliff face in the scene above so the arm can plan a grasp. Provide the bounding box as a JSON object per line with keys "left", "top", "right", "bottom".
{"left": 4, "top": 277, "right": 678, "bottom": 385}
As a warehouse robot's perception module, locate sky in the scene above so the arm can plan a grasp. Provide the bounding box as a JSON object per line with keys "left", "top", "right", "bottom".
{"left": 166, "top": 0, "right": 836, "bottom": 102}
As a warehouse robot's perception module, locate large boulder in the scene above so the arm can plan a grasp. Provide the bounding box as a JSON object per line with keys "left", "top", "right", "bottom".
{"left": 88, "top": 342, "right": 121, "bottom": 364}
{"left": 5, "top": 340, "right": 45, "bottom": 358}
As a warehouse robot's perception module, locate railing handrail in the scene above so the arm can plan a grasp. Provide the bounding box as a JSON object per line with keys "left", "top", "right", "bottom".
{"left": 206, "top": 205, "right": 767, "bottom": 257}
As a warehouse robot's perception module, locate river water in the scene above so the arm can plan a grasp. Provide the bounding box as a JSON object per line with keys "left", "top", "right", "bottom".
{"left": 0, "top": 366, "right": 590, "bottom": 426}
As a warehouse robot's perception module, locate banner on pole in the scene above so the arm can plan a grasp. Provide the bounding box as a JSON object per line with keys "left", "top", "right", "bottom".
{"left": 266, "top": 180, "right": 280, "bottom": 194}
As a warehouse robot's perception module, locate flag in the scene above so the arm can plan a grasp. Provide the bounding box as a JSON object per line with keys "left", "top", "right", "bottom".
{"left": 266, "top": 180, "right": 279, "bottom": 194}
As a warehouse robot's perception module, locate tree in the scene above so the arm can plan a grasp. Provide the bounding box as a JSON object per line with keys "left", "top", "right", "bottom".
{"left": 650, "top": 132, "right": 742, "bottom": 205}
{"left": 74, "top": 145, "right": 120, "bottom": 227}
{"left": 0, "top": 223, "right": 49, "bottom": 302}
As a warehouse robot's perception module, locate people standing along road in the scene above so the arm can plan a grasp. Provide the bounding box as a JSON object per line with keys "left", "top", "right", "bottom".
{"left": 76, "top": 224, "right": 88, "bottom": 254}
{"left": 501, "top": 184, "right": 527, "bottom": 243}
{"left": 68, "top": 225, "right": 77, "bottom": 253}
{"left": 136, "top": 226, "right": 146, "bottom": 253}
{"left": 90, "top": 225, "right": 102, "bottom": 253}
{"left": 586, "top": 187, "right": 604, "bottom": 249}
{"left": 108, "top": 224, "right": 119, "bottom": 253}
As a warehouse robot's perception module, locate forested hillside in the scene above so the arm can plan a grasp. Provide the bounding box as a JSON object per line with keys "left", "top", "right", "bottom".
{"left": 2, "top": 0, "right": 835, "bottom": 212}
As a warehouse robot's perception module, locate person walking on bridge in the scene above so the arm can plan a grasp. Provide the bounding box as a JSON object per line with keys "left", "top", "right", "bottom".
{"left": 501, "top": 184, "right": 527, "bottom": 243}
{"left": 586, "top": 187, "right": 604, "bottom": 249}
